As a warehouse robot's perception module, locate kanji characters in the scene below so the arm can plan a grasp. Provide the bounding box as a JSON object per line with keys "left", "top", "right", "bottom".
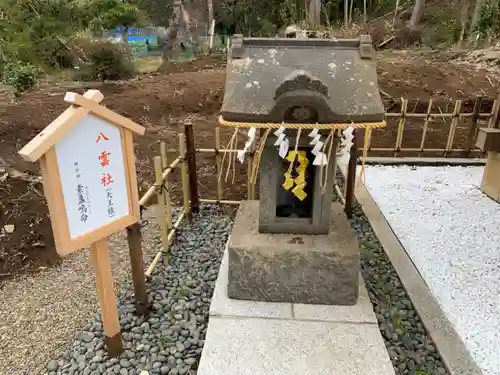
{"left": 95, "top": 132, "right": 109, "bottom": 143}
{"left": 101, "top": 173, "right": 114, "bottom": 187}
{"left": 98, "top": 151, "right": 111, "bottom": 167}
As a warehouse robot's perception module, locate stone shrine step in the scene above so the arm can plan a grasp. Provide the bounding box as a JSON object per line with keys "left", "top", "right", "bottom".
{"left": 197, "top": 245, "right": 395, "bottom": 375}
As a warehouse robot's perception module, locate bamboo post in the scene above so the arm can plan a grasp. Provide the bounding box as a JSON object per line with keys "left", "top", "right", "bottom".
{"left": 90, "top": 239, "right": 123, "bottom": 357}
{"left": 445, "top": 100, "right": 462, "bottom": 157}
{"left": 215, "top": 127, "right": 223, "bottom": 202}
{"left": 419, "top": 99, "right": 433, "bottom": 153}
{"left": 126, "top": 223, "right": 149, "bottom": 315}
{"left": 179, "top": 133, "right": 191, "bottom": 219}
{"left": 160, "top": 142, "right": 173, "bottom": 232}
{"left": 184, "top": 122, "right": 200, "bottom": 214}
{"left": 464, "top": 97, "right": 483, "bottom": 157}
{"left": 394, "top": 98, "right": 408, "bottom": 157}
{"left": 344, "top": 130, "right": 357, "bottom": 219}
{"left": 154, "top": 156, "right": 169, "bottom": 253}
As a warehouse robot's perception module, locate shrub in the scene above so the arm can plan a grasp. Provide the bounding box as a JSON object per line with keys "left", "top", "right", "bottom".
{"left": 74, "top": 40, "right": 136, "bottom": 82}
{"left": 1, "top": 62, "right": 40, "bottom": 94}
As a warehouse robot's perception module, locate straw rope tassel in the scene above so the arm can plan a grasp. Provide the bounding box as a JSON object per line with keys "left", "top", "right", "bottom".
{"left": 250, "top": 129, "right": 271, "bottom": 185}
{"left": 318, "top": 130, "right": 334, "bottom": 195}
{"left": 321, "top": 130, "right": 336, "bottom": 194}
{"left": 218, "top": 128, "right": 238, "bottom": 184}
{"left": 286, "top": 129, "right": 302, "bottom": 176}
{"left": 357, "top": 128, "right": 372, "bottom": 186}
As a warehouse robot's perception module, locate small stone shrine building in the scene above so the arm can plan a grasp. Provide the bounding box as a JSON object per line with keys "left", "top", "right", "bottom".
{"left": 219, "top": 35, "right": 385, "bottom": 305}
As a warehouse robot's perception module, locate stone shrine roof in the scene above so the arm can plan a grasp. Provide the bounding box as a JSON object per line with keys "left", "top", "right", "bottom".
{"left": 221, "top": 35, "right": 385, "bottom": 124}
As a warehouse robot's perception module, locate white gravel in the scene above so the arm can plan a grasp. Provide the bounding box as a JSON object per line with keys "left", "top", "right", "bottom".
{"left": 364, "top": 165, "right": 500, "bottom": 375}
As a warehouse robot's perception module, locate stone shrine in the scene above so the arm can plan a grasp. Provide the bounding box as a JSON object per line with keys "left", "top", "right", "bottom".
{"left": 220, "top": 35, "right": 385, "bottom": 305}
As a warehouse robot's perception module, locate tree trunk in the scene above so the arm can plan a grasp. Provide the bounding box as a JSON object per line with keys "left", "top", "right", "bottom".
{"left": 458, "top": 0, "right": 471, "bottom": 48}
{"left": 344, "top": 0, "right": 349, "bottom": 27}
{"left": 363, "top": 0, "right": 367, "bottom": 24}
{"left": 469, "top": 0, "right": 485, "bottom": 42}
{"left": 308, "top": 0, "right": 321, "bottom": 26}
{"left": 162, "top": 0, "right": 182, "bottom": 61}
{"left": 409, "top": 0, "right": 426, "bottom": 29}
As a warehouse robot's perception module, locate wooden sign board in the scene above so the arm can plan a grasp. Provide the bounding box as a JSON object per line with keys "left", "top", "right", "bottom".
{"left": 19, "top": 90, "right": 145, "bottom": 255}
{"left": 18, "top": 89, "right": 146, "bottom": 357}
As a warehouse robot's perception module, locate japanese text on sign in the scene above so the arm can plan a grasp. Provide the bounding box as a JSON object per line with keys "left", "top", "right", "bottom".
{"left": 55, "top": 114, "right": 130, "bottom": 239}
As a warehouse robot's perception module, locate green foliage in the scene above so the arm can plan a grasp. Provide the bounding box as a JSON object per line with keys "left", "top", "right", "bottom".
{"left": 74, "top": 41, "right": 136, "bottom": 81}
{"left": 88, "top": 0, "right": 144, "bottom": 34}
{"left": 1, "top": 61, "right": 39, "bottom": 94}
{"left": 475, "top": 0, "right": 500, "bottom": 37}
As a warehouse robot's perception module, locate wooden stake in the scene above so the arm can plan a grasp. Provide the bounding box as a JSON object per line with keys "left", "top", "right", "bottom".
{"left": 184, "top": 122, "right": 200, "bottom": 214}
{"left": 90, "top": 239, "right": 123, "bottom": 357}
{"left": 215, "top": 127, "right": 223, "bottom": 202}
{"left": 179, "top": 133, "right": 191, "bottom": 219}
{"left": 344, "top": 130, "right": 357, "bottom": 219}
{"left": 247, "top": 139, "right": 256, "bottom": 200}
{"left": 126, "top": 223, "right": 149, "bottom": 315}
{"left": 154, "top": 156, "right": 169, "bottom": 253}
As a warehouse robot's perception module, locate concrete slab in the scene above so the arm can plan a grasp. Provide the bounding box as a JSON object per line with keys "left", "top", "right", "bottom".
{"left": 210, "top": 243, "right": 293, "bottom": 319}
{"left": 197, "top": 316, "right": 395, "bottom": 375}
{"left": 293, "top": 275, "right": 377, "bottom": 324}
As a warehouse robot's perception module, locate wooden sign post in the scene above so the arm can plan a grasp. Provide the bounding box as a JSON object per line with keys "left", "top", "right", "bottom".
{"left": 18, "top": 89, "right": 146, "bottom": 357}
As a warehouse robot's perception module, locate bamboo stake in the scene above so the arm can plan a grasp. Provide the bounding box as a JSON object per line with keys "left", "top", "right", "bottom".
{"left": 215, "top": 127, "right": 223, "bottom": 202}
{"left": 395, "top": 98, "right": 408, "bottom": 156}
{"left": 464, "top": 97, "right": 483, "bottom": 157}
{"left": 445, "top": 100, "right": 462, "bottom": 156}
{"left": 179, "top": 133, "right": 191, "bottom": 219}
{"left": 419, "top": 99, "right": 434, "bottom": 152}
{"left": 139, "top": 156, "right": 181, "bottom": 206}
{"left": 145, "top": 212, "right": 185, "bottom": 277}
{"left": 160, "top": 142, "right": 173, "bottom": 231}
{"left": 154, "top": 156, "right": 169, "bottom": 253}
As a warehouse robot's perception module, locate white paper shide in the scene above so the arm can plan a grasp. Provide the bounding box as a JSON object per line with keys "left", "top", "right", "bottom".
{"left": 55, "top": 114, "right": 129, "bottom": 239}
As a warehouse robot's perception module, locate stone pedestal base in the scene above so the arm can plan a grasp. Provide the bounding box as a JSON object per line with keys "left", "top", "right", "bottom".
{"left": 481, "top": 152, "right": 500, "bottom": 203}
{"left": 227, "top": 201, "right": 360, "bottom": 305}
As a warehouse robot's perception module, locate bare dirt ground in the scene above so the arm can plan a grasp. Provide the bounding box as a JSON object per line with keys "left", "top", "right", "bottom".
{"left": 0, "top": 52, "right": 498, "bottom": 282}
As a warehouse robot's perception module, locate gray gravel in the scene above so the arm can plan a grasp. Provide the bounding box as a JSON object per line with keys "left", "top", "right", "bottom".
{"left": 46, "top": 205, "right": 232, "bottom": 375}
{"left": 333, "top": 173, "right": 449, "bottom": 375}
